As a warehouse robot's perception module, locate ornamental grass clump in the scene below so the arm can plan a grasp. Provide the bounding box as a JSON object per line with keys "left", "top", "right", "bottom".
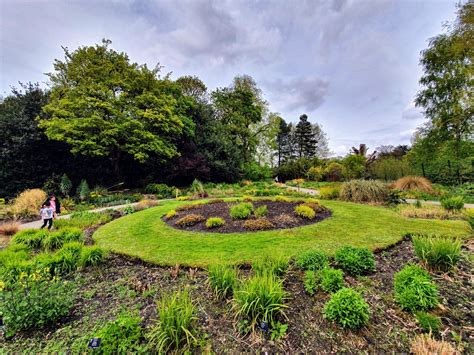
{"left": 233, "top": 272, "right": 287, "bottom": 332}
{"left": 207, "top": 264, "right": 238, "bottom": 299}
{"left": 253, "top": 254, "right": 288, "bottom": 277}
{"left": 230, "top": 202, "right": 254, "bottom": 219}
{"left": 339, "top": 179, "right": 388, "bottom": 203}
{"left": 392, "top": 176, "right": 434, "bottom": 194}
{"left": 254, "top": 205, "right": 268, "bottom": 217}
{"left": 79, "top": 245, "right": 107, "bottom": 267}
{"left": 440, "top": 196, "right": 464, "bottom": 212}
{"left": 412, "top": 234, "right": 461, "bottom": 272}
{"left": 147, "top": 289, "right": 197, "bottom": 353}
{"left": 335, "top": 246, "right": 375, "bottom": 275}
{"left": 410, "top": 334, "right": 457, "bottom": 355}
{"left": 0, "top": 221, "right": 20, "bottom": 236}
{"left": 416, "top": 312, "right": 441, "bottom": 333}
{"left": 294, "top": 205, "right": 316, "bottom": 219}
{"left": 323, "top": 288, "right": 369, "bottom": 329}
{"left": 296, "top": 250, "right": 329, "bottom": 271}
{"left": 10, "top": 189, "right": 47, "bottom": 217}
{"left": 175, "top": 214, "right": 205, "bottom": 227}
{"left": 394, "top": 264, "right": 439, "bottom": 312}
{"left": 205, "top": 217, "right": 225, "bottom": 229}
{"left": 11, "top": 229, "right": 48, "bottom": 249}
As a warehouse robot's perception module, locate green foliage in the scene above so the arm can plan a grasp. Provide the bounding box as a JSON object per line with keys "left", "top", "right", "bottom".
{"left": 252, "top": 254, "right": 288, "bottom": 277}
{"left": 165, "top": 210, "right": 176, "bottom": 219}
{"left": 324, "top": 162, "right": 345, "bottom": 182}
{"left": 229, "top": 202, "right": 254, "bottom": 219}
{"left": 147, "top": 289, "right": 197, "bottom": 353}
{"left": 440, "top": 196, "right": 464, "bottom": 212}
{"left": 394, "top": 264, "right": 439, "bottom": 312}
{"left": 243, "top": 218, "right": 275, "bottom": 231}
{"left": 335, "top": 246, "right": 375, "bottom": 275}
{"left": 54, "top": 211, "right": 112, "bottom": 229}
{"left": 307, "top": 166, "right": 324, "bottom": 181}
{"left": 77, "top": 179, "right": 90, "bottom": 201}
{"left": 43, "top": 228, "right": 83, "bottom": 251}
{"left": 145, "top": 183, "right": 176, "bottom": 198}
{"left": 205, "top": 217, "right": 225, "bottom": 229}
{"left": 339, "top": 179, "right": 389, "bottom": 203}
{"left": 175, "top": 214, "right": 205, "bottom": 227}
{"left": 79, "top": 246, "right": 107, "bottom": 267}
{"left": 319, "top": 186, "right": 341, "bottom": 200}
{"left": 323, "top": 288, "right": 369, "bottom": 329}
{"left": 207, "top": 264, "right": 238, "bottom": 299}
{"left": 232, "top": 273, "right": 287, "bottom": 331}
{"left": 296, "top": 250, "right": 329, "bottom": 271}
{"left": 294, "top": 204, "right": 316, "bottom": 219}
{"left": 416, "top": 312, "right": 441, "bottom": 333}
{"left": 11, "top": 229, "right": 48, "bottom": 249}
{"left": 412, "top": 234, "right": 461, "bottom": 272}
{"left": 254, "top": 205, "right": 268, "bottom": 217}
{"left": 342, "top": 154, "right": 366, "bottom": 179}
{"left": 0, "top": 270, "right": 75, "bottom": 336}
{"left": 52, "top": 241, "right": 83, "bottom": 274}
{"left": 123, "top": 204, "right": 134, "bottom": 215}
{"left": 303, "top": 270, "right": 318, "bottom": 295}
{"left": 318, "top": 267, "right": 344, "bottom": 293}
{"left": 95, "top": 312, "right": 143, "bottom": 354}
{"left": 273, "top": 195, "right": 290, "bottom": 202}
{"left": 270, "top": 321, "right": 288, "bottom": 341}
{"left": 0, "top": 248, "right": 32, "bottom": 285}
{"left": 59, "top": 174, "right": 72, "bottom": 197}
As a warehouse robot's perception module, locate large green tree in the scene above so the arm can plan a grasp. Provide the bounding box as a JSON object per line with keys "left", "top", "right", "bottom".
{"left": 39, "top": 40, "right": 192, "bottom": 178}
{"left": 294, "top": 114, "right": 318, "bottom": 158}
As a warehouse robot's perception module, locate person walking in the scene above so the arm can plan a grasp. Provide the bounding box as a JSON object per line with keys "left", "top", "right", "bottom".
{"left": 40, "top": 201, "right": 54, "bottom": 229}
{"left": 44, "top": 194, "right": 61, "bottom": 218}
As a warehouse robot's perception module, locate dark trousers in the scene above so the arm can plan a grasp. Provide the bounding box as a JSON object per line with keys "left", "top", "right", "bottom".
{"left": 40, "top": 218, "right": 53, "bottom": 230}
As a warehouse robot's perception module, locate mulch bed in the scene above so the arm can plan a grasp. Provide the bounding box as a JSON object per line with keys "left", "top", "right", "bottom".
{"left": 163, "top": 200, "right": 332, "bottom": 233}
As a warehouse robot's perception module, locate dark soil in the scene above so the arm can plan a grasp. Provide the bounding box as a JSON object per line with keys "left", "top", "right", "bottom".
{"left": 164, "top": 200, "right": 332, "bottom": 233}
{"left": 4, "top": 237, "right": 472, "bottom": 353}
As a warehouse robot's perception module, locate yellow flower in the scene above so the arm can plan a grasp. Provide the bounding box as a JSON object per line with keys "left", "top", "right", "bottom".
{"left": 0, "top": 280, "right": 5, "bottom": 291}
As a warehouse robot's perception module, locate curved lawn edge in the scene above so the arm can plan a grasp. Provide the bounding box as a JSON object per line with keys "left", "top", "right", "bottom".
{"left": 93, "top": 199, "right": 471, "bottom": 267}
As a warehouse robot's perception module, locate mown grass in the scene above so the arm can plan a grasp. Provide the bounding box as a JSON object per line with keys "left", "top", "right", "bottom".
{"left": 93, "top": 199, "right": 470, "bottom": 267}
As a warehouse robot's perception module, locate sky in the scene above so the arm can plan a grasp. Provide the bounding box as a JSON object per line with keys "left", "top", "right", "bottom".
{"left": 0, "top": 0, "right": 459, "bottom": 156}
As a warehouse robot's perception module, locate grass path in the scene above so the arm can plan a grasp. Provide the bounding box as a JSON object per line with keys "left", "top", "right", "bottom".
{"left": 93, "top": 199, "right": 470, "bottom": 267}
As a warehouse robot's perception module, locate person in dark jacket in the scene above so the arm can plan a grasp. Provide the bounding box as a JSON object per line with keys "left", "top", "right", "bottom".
{"left": 44, "top": 194, "right": 61, "bottom": 218}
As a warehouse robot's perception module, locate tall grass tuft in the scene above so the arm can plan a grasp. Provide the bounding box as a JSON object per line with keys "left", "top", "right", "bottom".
{"left": 10, "top": 189, "right": 47, "bottom": 217}
{"left": 207, "top": 264, "right": 238, "bottom": 299}
{"left": 253, "top": 254, "right": 289, "bottom": 277}
{"left": 0, "top": 221, "right": 20, "bottom": 236}
{"left": 339, "top": 180, "right": 388, "bottom": 203}
{"left": 79, "top": 246, "right": 107, "bottom": 267}
{"left": 412, "top": 234, "right": 462, "bottom": 272}
{"left": 54, "top": 211, "right": 112, "bottom": 229}
{"left": 147, "top": 289, "right": 197, "bottom": 353}
{"left": 233, "top": 272, "right": 287, "bottom": 331}
{"left": 392, "top": 176, "right": 434, "bottom": 194}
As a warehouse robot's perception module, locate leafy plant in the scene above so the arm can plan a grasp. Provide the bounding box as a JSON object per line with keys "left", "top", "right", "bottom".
{"left": 335, "top": 246, "right": 375, "bottom": 275}
{"left": 43, "top": 228, "right": 83, "bottom": 251}
{"left": 252, "top": 254, "right": 288, "bottom": 277}
{"left": 323, "top": 287, "right": 369, "bottom": 329}
{"left": 339, "top": 179, "right": 388, "bottom": 203}
{"left": 123, "top": 204, "right": 134, "bottom": 215}
{"left": 270, "top": 321, "right": 288, "bottom": 341}
{"left": 205, "top": 217, "right": 225, "bottom": 229}
{"left": 232, "top": 272, "right": 287, "bottom": 332}
{"left": 294, "top": 205, "right": 316, "bottom": 219}
{"left": 273, "top": 195, "right": 290, "bottom": 202}
{"left": 95, "top": 312, "right": 143, "bottom": 353}
{"left": 254, "top": 205, "right": 268, "bottom": 217}
{"left": 318, "top": 267, "right": 344, "bottom": 293}
{"left": 52, "top": 241, "right": 83, "bottom": 274}
{"left": 319, "top": 186, "right": 340, "bottom": 200}
{"left": 307, "top": 166, "right": 324, "bottom": 181}
{"left": 303, "top": 270, "right": 318, "bottom": 295}
{"left": 243, "top": 218, "right": 274, "bottom": 231}
{"left": 229, "top": 202, "right": 254, "bottom": 219}
{"left": 412, "top": 234, "right": 461, "bottom": 271}
{"left": 440, "top": 196, "right": 464, "bottom": 212}
{"left": 394, "top": 264, "right": 439, "bottom": 312}
{"left": 79, "top": 246, "right": 107, "bottom": 267}
{"left": 165, "top": 210, "right": 176, "bottom": 219}
{"left": 207, "top": 264, "right": 238, "bottom": 299}
{"left": 296, "top": 250, "right": 329, "bottom": 271}
{"left": 147, "top": 289, "right": 197, "bottom": 353}
{"left": 416, "top": 312, "right": 441, "bottom": 333}
{"left": 175, "top": 214, "right": 205, "bottom": 227}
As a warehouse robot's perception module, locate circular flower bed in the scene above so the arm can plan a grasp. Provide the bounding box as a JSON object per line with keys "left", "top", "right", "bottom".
{"left": 163, "top": 199, "right": 331, "bottom": 233}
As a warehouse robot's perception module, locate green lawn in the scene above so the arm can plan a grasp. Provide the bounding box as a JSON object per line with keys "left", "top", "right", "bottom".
{"left": 93, "top": 199, "right": 471, "bottom": 267}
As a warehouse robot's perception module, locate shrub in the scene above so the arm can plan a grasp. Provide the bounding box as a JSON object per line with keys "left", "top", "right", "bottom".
{"left": 10, "top": 189, "right": 47, "bottom": 217}
{"left": 307, "top": 166, "right": 324, "bottom": 181}
{"left": 302, "top": 201, "right": 325, "bottom": 213}
{"left": 339, "top": 179, "right": 388, "bottom": 203}
{"left": 145, "top": 183, "right": 175, "bottom": 198}
{"left": 273, "top": 195, "right": 290, "bottom": 202}
{"left": 392, "top": 176, "right": 434, "bottom": 194}
{"left": 96, "top": 312, "right": 143, "bottom": 353}
{"left": 318, "top": 267, "right": 344, "bottom": 293}
{"left": 416, "top": 312, "right": 441, "bottom": 333}
{"left": 294, "top": 205, "right": 316, "bottom": 219}
{"left": 147, "top": 289, "right": 197, "bottom": 353}
{"left": 254, "top": 205, "right": 268, "bottom": 217}
{"left": 394, "top": 264, "right": 439, "bottom": 312}
{"left": 440, "top": 196, "right": 464, "bottom": 212}
{"left": 410, "top": 334, "right": 456, "bottom": 355}
{"left": 134, "top": 199, "right": 160, "bottom": 211}
{"left": 0, "top": 270, "right": 75, "bottom": 336}
{"left": 175, "top": 214, "right": 205, "bottom": 227}
{"left": 253, "top": 254, "right": 288, "bottom": 277}
{"left": 79, "top": 246, "right": 107, "bottom": 267}
{"left": 0, "top": 221, "right": 20, "bottom": 236}
{"left": 190, "top": 179, "right": 208, "bottom": 198}
{"left": 243, "top": 218, "right": 274, "bottom": 231}
{"left": 233, "top": 273, "right": 287, "bottom": 331}
{"left": 412, "top": 234, "right": 461, "bottom": 272}
{"left": 165, "top": 210, "right": 176, "bottom": 219}
{"left": 324, "top": 162, "right": 345, "bottom": 182}
{"left": 323, "top": 288, "right": 369, "bottom": 329}
{"left": 296, "top": 250, "right": 329, "bottom": 271}
{"left": 335, "top": 246, "right": 375, "bottom": 275}
{"left": 11, "top": 229, "right": 48, "bottom": 249}
{"left": 303, "top": 270, "right": 318, "bottom": 295}
{"left": 205, "top": 217, "right": 225, "bottom": 229}
{"left": 207, "top": 264, "right": 238, "bottom": 299}
{"left": 319, "top": 186, "right": 340, "bottom": 200}
{"left": 77, "top": 179, "right": 90, "bottom": 201}
{"left": 230, "top": 202, "right": 254, "bottom": 220}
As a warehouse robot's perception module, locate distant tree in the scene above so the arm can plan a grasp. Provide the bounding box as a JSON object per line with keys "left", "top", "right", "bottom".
{"left": 176, "top": 75, "right": 208, "bottom": 102}
{"left": 275, "top": 117, "right": 292, "bottom": 166}
{"left": 39, "top": 39, "right": 192, "bottom": 179}
{"left": 294, "top": 114, "right": 318, "bottom": 158}
{"left": 312, "top": 123, "right": 331, "bottom": 158}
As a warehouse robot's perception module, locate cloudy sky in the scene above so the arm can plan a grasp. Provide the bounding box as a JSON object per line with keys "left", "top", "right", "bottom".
{"left": 0, "top": 0, "right": 458, "bottom": 155}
